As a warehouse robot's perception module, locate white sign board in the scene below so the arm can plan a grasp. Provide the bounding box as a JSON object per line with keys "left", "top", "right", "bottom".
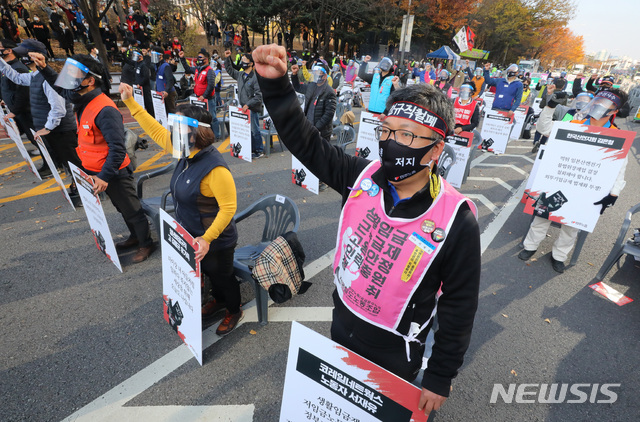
{"left": 151, "top": 90, "right": 167, "bottom": 127}
{"left": 280, "top": 322, "right": 427, "bottom": 422}
{"left": 532, "top": 97, "right": 543, "bottom": 115}
{"left": 482, "top": 92, "right": 495, "bottom": 111}
{"left": 31, "top": 129, "right": 74, "bottom": 209}
{"left": 292, "top": 155, "right": 319, "bottom": 195}
{"left": 229, "top": 107, "right": 252, "bottom": 162}
{"left": 522, "top": 145, "right": 545, "bottom": 203}
{"left": 69, "top": 162, "right": 122, "bottom": 272}
{"left": 444, "top": 132, "right": 473, "bottom": 188}
{"left": 523, "top": 121, "right": 634, "bottom": 232}
{"left": 6, "top": 119, "right": 40, "bottom": 180}
{"left": 480, "top": 111, "right": 513, "bottom": 154}
{"left": 133, "top": 84, "right": 145, "bottom": 108}
{"left": 356, "top": 112, "right": 381, "bottom": 161}
{"left": 510, "top": 105, "right": 529, "bottom": 140}
{"left": 189, "top": 96, "right": 208, "bottom": 110}
{"left": 160, "top": 209, "right": 203, "bottom": 365}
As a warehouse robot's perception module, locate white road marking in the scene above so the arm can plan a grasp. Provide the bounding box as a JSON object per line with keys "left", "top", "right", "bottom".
{"left": 480, "top": 178, "right": 528, "bottom": 255}
{"left": 466, "top": 176, "right": 516, "bottom": 193}
{"left": 467, "top": 194, "right": 499, "bottom": 215}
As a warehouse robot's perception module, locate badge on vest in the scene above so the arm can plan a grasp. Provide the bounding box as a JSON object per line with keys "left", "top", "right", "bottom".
{"left": 431, "top": 228, "right": 446, "bottom": 242}
{"left": 82, "top": 124, "right": 90, "bottom": 130}
{"left": 421, "top": 219, "right": 435, "bottom": 234}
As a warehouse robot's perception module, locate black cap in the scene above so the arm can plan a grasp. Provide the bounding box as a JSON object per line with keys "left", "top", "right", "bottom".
{"left": 0, "top": 39, "right": 17, "bottom": 49}
{"left": 13, "top": 39, "right": 47, "bottom": 57}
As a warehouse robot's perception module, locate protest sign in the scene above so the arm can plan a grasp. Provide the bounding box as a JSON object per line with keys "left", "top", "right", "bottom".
{"left": 291, "top": 155, "right": 319, "bottom": 195}
{"left": 480, "top": 111, "right": 513, "bottom": 154}
{"left": 6, "top": 119, "right": 40, "bottom": 180}
{"left": 523, "top": 121, "right": 634, "bottom": 232}
{"left": 133, "top": 84, "right": 145, "bottom": 108}
{"left": 444, "top": 131, "right": 474, "bottom": 188}
{"left": 31, "top": 129, "right": 74, "bottom": 208}
{"left": 280, "top": 322, "right": 427, "bottom": 422}
{"left": 482, "top": 91, "right": 495, "bottom": 111}
{"left": 151, "top": 90, "right": 167, "bottom": 127}
{"left": 355, "top": 112, "right": 381, "bottom": 161}
{"left": 229, "top": 107, "right": 252, "bottom": 162}
{"left": 160, "top": 209, "right": 203, "bottom": 364}
{"left": 510, "top": 105, "right": 529, "bottom": 140}
{"left": 522, "top": 145, "right": 545, "bottom": 203}
{"left": 189, "top": 96, "right": 208, "bottom": 110}
{"left": 69, "top": 162, "right": 122, "bottom": 272}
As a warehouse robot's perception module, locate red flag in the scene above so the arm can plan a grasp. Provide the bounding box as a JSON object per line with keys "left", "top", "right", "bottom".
{"left": 466, "top": 27, "right": 476, "bottom": 49}
{"left": 140, "top": 0, "right": 150, "bottom": 13}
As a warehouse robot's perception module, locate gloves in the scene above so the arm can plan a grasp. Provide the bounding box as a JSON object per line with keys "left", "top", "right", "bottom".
{"left": 594, "top": 194, "right": 617, "bottom": 214}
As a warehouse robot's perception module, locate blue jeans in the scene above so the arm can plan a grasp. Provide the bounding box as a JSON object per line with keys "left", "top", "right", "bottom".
{"left": 206, "top": 98, "right": 221, "bottom": 140}
{"left": 250, "top": 109, "right": 263, "bottom": 153}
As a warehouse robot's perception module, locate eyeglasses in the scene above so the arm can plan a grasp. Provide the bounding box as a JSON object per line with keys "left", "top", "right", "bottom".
{"left": 374, "top": 126, "right": 439, "bottom": 147}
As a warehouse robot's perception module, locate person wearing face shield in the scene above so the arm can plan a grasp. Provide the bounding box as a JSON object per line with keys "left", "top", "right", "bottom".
{"left": 252, "top": 44, "right": 481, "bottom": 419}
{"left": 453, "top": 83, "right": 480, "bottom": 134}
{"left": 435, "top": 69, "right": 453, "bottom": 98}
{"left": 483, "top": 63, "right": 523, "bottom": 117}
{"left": 132, "top": 48, "right": 155, "bottom": 118}
{"left": 33, "top": 52, "right": 156, "bottom": 263}
{"left": 449, "top": 63, "right": 468, "bottom": 90}
{"left": 330, "top": 64, "right": 344, "bottom": 91}
{"left": 0, "top": 40, "right": 82, "bottom": 189}
{"left": 154, "top": 47, "right": 177, "bottom": 114}
{"left": 358, "top": 55, "right": 400, "bottom": 113}
{"left": 119, "top": 85, "right": 243, "bottom": 334}
{"left": 290, "top": 62, "right": 337, "bottom": 142}
{"left": 0, "top": 39, "right": 37, "bottom": 158}
{"left": 470, "top": 67, "right": 485, "bottom": 99}
{"left": 345, "top": 59, "right": 357, "bottom": 83}
{"left": 520, "top": 87, "right": 629, "bottom": 273}
{"left": 224, "top": 49, "right": 264, "bottom": 157}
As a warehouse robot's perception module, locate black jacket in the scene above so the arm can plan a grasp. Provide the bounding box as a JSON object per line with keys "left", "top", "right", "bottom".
{"left": 257, "top": 73, "right": 481, "bottom": 398}
{"left": 0, "top": 57, "right": 30, "bottom": 115}
{"left": 291, "top": 75, "right": 336, "bottom": 140}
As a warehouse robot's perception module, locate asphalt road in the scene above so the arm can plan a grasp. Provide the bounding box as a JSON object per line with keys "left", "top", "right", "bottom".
{"left": 1, "top": 109, "right": 639, "bottom": 422}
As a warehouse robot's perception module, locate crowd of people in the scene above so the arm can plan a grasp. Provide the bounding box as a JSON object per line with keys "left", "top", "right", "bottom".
{"left": 0, "top": 4, "right": 635, "bottom": 415}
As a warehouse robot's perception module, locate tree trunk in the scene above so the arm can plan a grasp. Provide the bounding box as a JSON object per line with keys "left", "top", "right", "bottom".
{"left": 77, "top": 0, "right": 110, "bottom": 65}
{"left": 113, "top": 0, "right": 127, "bottom": 30}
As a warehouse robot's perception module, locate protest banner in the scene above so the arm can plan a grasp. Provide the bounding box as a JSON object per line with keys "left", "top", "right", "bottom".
{"left": 69, "top": 162, "right": 122, "bottom": 272}
{"left": 480, "top": 111, "right": 513, "bottom": 154}
{"left": 291, "top": 155, "right": 319, "bottom": 195}
{"left": 5, "top": 119, "right": 40, "bottom": 180}
{"left": 229, "top": 107, "right": 252, "bottom": 162}
{"left": 132, "top": 84, "right": 145, "bottom": 108}
{"left": 482, "top": 91, "right": 495, "bottom": 111}
{"left": 159, "top": 209, "right": 203, "bottom": 364}
{"left": 30, "top": 129, "right": 74, "bottom": 208}
{"left": 522, "top": 145, "right": 545, "bottom": 203}
{"left": 510, "top": 105, "right": 529, "bottom": 140}
{"left": 189, "top": 96, "right": 208, "bottom": 110}
{"left": 280, "top": 322, "right": 427, "bottom": 422}
{"left": 444, "top": 131, "right": 474, "bottom": 188}
{"left": 523, "top": 121, "right": 634, "bottom": 232}
{"left": 355, "top": 112, "right": 381, "bottom": 161}
{"left": 151, "top": 90, "right": 167, "bottom": 127}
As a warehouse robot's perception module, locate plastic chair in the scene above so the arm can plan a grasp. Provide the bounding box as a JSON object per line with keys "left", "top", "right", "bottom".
{"left": 136, "top": 161, "right": 177, "bottom": 238}
{"left": 332, "top": 125, "right": 356, "bottom": 152}
{"left": 595, "top": 202, "right": 640, "bottom": 281}
{"left": 233, "top": 194, "right": 300, "bottom": 325}
{"left": 219, "top": 99, "right": 238, "bottom": 140}
{"left": 333, "top": 101, "right": 351, "bottom": 127}
{"left": 439, "top": 143, "right": 457, "bottom": 180}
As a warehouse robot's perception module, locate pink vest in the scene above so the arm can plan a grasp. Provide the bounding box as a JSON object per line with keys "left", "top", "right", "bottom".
{"left": 333, "top": 161, "right": 477, "bottom": 354}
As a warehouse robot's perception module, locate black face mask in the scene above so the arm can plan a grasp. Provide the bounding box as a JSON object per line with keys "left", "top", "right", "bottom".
{"left": 507, "top": 71, "right": 517, "bottom": 77}
{"left": 379, "top": 137, "right": 437, "bottom": 182}
{"left": 241, "top": 62, "right": 251, "bottom": 70}
{"left": 196, "top": 59, "right": 205, "bottom": 66}
{"left": 20, "top": 56, "right": 33, "bottom": 65}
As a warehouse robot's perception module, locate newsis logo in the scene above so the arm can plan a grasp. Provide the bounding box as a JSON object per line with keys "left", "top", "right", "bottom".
{"left": 490, "top": 383, "right": 620, "bottom": 404}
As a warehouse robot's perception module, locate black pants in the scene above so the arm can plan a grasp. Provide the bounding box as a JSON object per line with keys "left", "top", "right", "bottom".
{"left": 13, "top": 112, "right": 35, "bottom": 145}
{"left": 41, "top": 130, "right": 82, "bottom": 172}
{"left": 200, "top": 245, "right": 241, "bottom": 313}
{"left": 104, "top": 171, "right": 152, "bottom": 247}
{"left": 142, "top": 87, "right": 155, "bottom": 118}
{"left": 164, "top": 90, "right": 177, "bottom": 114}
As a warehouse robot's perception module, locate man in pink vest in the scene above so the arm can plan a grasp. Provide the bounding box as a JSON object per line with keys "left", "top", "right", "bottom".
{"left": 252, "top": 45, "right": 481, "bottom": 419}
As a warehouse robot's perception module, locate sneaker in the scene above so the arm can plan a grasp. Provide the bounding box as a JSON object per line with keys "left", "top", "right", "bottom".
{"left": 115, "top": 236, "right": 139, "bottom": 250}
{"left": 202, "top": 298, "right": 226, "bottom": 318}
{"left": 551, "top": 257, "right": 565, "bottom": 273}
{"left": 132, "top": 243, "right": 156, "bottom": 263}
{"left": 518, "top": 249, "right": 536, "bottom": 261}
{"left": 531, "top": 142, "right": 540, "bottom": 154}
{"left": 216, "top": 309, "right": 244, "bottom": 335}
{"left": 37, "top": 166, "right": 53, "bottom": 179}
{"left": 252, "top": 152, "right": 265, "bottom": 159}
{"left": 70, "top": 194, "right": 83, "bottom": 208}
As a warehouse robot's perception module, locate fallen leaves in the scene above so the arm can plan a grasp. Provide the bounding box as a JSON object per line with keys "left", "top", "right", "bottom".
{"left": 67, "top": 219, "right": 80, "bottom": 223}
{"left": 511, "top": 369, "right": 518, "bottom": 377}
{"left": 249, "top": 330, "right": 257, "bottom": 335}
{"left": 544, "top": 318, "right": 551, "bottom": 324}
{"left": 501, "top": 313, "right": 508, "bottom": 318}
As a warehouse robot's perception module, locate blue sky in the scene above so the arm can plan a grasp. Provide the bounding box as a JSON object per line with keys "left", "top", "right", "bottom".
{"left": 569, "top": 0, "right": 638, "bottom": 60}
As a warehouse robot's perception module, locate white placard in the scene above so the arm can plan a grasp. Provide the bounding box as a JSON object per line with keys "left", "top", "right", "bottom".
{"left": 6, "top": 119, "right": 40, "bottom": 180}
{"left": 291, "top": 155, "right": 319, "bottom": 195}
{"left": 31, "top": 129, "right": 74, "bottom": 208}
{"left": 522, "top": 145, "right": 545, "bottom": 203}
{"left": 355, "top": 111, "right": 381, "bottom": 161}
{"left": 159, "top": 209, "right": 202, "bottom": 365}
{"left": 480, "top": 111, "right": 513, "bottom": 154}
{"left": 510, "top": 105, "right": 529, "bottom": 140}
{"left": 444, "top": 132, "right": 473, "bottom": 188}
{"left": 189, "top": 96, "right": 208, "bottom": 110}
{"left": 229, "top": 107, "right": 252, "bottom": 162}
{"left": 133, "top": 84, "right": 145, "bottom": 108}
{"left": 280, "top": 322, "right": 427, "bottom": 422}
{"left": 69, "top": 162, "right": 122, "bottom": 272}
{"left": 532, "top": 97, "right": 543, "bottom": 115}
{"left": 482, "top": 91, "right": 495, "bottom": 111}
{"left": 523, "top": 121, "right": 634, "bottom": 232}
{"left": 151, "top": 90, "right": 167, "bottom": 127}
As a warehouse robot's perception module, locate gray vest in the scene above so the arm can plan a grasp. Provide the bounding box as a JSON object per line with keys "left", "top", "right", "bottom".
{"left": 30, "top": 72, "right": 76, "bottom": 133}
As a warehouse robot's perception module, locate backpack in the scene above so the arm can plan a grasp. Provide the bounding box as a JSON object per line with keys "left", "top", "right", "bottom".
{"left": 252, "top": 231, "right": 311, "bottom": 303}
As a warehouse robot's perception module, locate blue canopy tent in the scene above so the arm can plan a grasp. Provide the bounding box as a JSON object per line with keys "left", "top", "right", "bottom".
{"left": 426, "top": 46, "right": 460, "bottom": 60}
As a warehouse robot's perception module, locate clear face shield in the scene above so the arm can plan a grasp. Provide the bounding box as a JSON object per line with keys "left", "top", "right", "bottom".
{"left": 574, "top": 93, "right": 620, "bottom": 121}
{"left": 475, "top": 68, "right": 482, "bottom": 77}
{"left": 438, "top": 70, "right": 449, "bottom": 80}
{"left": 459, "top": 85, "right": 473, "bottom": 100}
{"left": 379, "top": 58, "right": 393, "bottom": 72}
{"left": 54, "top": 58, "right": 93, "bottom": 89}
{"left": 168, "top": 114, "right": 201, "bottom": 159}
{"left": 311, "top": 66, "right": 327, "bottom": 84}
{"left": 131, "top": 50, "right": 142, "bottom": 61}
{"left": 572, "top": 93, "right": 594, "bottom": 111}
{"left": 150, "top": 51, "right": 162, "bottom": 64}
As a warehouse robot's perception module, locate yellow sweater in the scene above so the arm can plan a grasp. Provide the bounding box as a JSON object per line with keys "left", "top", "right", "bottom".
{"left": 124, "top": 97, "right": 237, "bottom": 244}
